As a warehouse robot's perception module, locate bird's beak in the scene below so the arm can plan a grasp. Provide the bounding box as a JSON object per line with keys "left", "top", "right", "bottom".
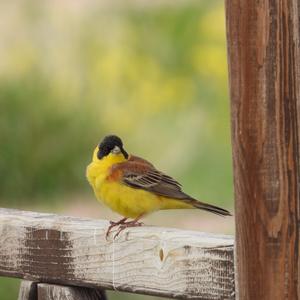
{"left": 111, "top": 146, "right": 121, "bottom": 154}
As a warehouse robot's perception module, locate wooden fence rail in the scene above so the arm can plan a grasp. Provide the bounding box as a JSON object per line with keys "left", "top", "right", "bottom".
{"left": 0, "top": 208, "right": 234, "bottom": 299}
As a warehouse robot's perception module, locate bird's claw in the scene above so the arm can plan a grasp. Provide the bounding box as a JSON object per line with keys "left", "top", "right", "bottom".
{"left": 106, "top": 219, "right": 144, "bottom": 240}
{"left": 113, "top": 221, "right": 143, "bottom": 239}
{"left": 105, "top": 218, "right": 128, "bottom": 240}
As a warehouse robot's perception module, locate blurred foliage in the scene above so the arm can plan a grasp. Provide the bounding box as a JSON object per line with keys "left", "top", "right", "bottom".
{"left": 0, "top": 278, "right": 19, "bottom": 300}
{"left": 0, "top": 0, "right": 231, "bottom": 207}
{"left": 0, "top": 0, "right": 232, "bottom": 298}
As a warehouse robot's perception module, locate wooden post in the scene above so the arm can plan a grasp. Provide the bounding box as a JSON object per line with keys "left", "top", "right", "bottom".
{"left": 226, "top": 1, "right": 300, "bottom": 299}
{"left": 17, "top": 281, "right": 106, "bottom": 300}
{"left": 37, "top": 284, "right": 106, "bottom": 300}
{"left": 18, "top": 281, "right": 37, "bottom": 300}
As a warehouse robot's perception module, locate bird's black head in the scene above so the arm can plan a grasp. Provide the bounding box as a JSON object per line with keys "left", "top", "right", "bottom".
{"left": 97, "top": 135, "right": 128, "bottom": 160}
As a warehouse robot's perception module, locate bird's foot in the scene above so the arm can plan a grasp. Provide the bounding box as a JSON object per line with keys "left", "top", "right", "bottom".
{"left": 113, "top": 220, "right": 144, "bottom": 239}
{"left": 105, "top": 217, "right": 127, "bottom": 240}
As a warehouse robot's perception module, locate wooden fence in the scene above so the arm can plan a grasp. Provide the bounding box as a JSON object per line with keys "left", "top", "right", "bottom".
{"left": 0, "top": 208, "right": 234, "bottom": 299}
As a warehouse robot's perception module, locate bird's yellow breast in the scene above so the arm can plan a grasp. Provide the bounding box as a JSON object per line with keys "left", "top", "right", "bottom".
{"left": 97, "top": 180, "right": 162, "bottom": 218}
{"left": 86, "top": 148, "right": 162, "bottom": 218}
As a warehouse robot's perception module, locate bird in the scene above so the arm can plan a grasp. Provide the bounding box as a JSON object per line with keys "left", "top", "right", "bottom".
{"left": 86, "top": 135, "right": 231, "bottom": 239}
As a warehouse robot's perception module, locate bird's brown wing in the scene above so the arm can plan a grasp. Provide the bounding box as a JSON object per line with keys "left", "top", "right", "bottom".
{"left": 110, "top": 158, "right": 192, "bottom": 200}
{"left": 127, "top": 154, "right": 155, "bottom": 167}
{"left": 108, "top": 156, "right": 232, "bottom": 216}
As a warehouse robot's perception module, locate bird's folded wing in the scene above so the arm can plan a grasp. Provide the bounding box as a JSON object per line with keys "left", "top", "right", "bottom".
{"left": 110, "top": 158, "right": 193, "bottom": 200}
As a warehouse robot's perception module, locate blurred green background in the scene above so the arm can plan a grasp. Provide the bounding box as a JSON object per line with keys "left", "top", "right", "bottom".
{"left": 0, "top": 0, "right": 233, "bottom": 299}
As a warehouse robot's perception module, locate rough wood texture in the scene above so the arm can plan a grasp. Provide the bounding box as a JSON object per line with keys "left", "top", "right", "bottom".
{"left": 37, "top": 283, "right": 106, "bottom": 300}
{"left": 0, "top": 208, "right": 234, "bottom": 299}
{"left": 226, "top": 1, "right": 300, "bottom": 299}
{"left": 18, "top": 281, "right": 37, "bottom": 300}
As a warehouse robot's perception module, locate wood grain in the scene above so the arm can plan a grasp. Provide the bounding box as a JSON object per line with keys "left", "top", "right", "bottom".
{"left": 226, "top": 1, "right": 300, "bottom": 299}
{"left": 37, "top": 283, "right": 106, "bottom": 300}
{"left": 0, "top": 208, "right": 234, "bottom": 299}
{"left": 18, "top": 281, "right": 37, "bottom": 300}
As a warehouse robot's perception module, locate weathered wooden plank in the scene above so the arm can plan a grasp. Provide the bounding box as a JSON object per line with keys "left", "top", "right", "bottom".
{"left": 226, "top": 1, "right": 300, "bottom": 299}
{"left": 0, "top": 208, "right": 234, "bottom": 299}
{"left": 37, "top": 283, "right": 106, "bottom": 300}
{"left": 18, "top": 280, "right": 37, "bottom": 300}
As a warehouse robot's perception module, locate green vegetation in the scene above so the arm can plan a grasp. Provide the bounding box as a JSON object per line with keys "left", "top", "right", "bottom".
{"left": 0, "top": 278, "right": 19, "bottom": 300}
{"left": 0, "top": 1, "right": 232, "bottom": 298}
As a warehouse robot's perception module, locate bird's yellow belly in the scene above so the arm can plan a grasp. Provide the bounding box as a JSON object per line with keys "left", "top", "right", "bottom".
{"left": 95, "top": 180, "right": 162, "bottom": 218}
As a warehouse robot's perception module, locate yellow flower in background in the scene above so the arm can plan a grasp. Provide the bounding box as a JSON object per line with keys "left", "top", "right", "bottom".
{"left": 199, "top": 6, "right": 226, "bottom": 42}
{"left": 192, "top": 45, "right": 227, "bottom": 82}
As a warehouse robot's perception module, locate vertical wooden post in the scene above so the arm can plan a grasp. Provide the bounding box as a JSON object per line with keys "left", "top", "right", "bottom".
{"left": 226, "top": 1, "right": 300, "bottom": 299}
{"left": 37, "top": 284, "right": 106, "bottom": 300}
{"left": 18, "top": 281, "right": 37, "bottom": 300}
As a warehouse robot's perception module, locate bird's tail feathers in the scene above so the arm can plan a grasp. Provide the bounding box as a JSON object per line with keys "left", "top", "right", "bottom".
{"left": 184, "top": 198, "right": 232, "bottom": 217}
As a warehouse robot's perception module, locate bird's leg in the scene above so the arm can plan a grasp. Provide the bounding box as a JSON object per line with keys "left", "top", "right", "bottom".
{"left": 114, "top": 215, "right": 144, "bottom": 239}
{"left": 106, "top": 217, "right": 127, "bottom": 240}
{"left": 109, "top": 217, "right": 128, "bottom": 226}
